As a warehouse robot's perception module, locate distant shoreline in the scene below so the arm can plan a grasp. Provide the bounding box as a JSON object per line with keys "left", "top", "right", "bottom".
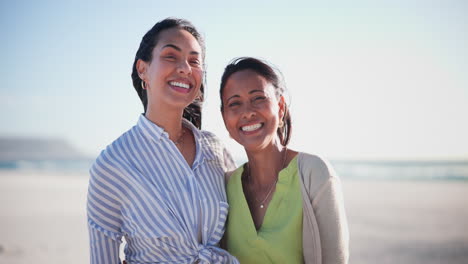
{"left": 1, "top": 158, "right": 468, "bottom": 181}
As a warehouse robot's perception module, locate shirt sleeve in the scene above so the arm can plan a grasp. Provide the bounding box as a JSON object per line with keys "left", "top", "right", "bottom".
{"left": 222, "top": 145, "right": 237, "bottom": 172}
{"left": 89, "top": 226, "right": 121, "bottom": 263}
{"left": 202, "top": 129, "right": 237, "bottom": 172}
{"left": 87, "top": 155, "right": 125, "bottom": 263}
{"left": 312, "top": 173, "right": 350, "bottom": 264}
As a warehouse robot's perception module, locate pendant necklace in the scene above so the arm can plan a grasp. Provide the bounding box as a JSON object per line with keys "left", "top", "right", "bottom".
{"left": 173, "top": 127, "right": 186, "bottom": 146}
{"left": 246, "top": 147, "right": 288, "bottom": 209}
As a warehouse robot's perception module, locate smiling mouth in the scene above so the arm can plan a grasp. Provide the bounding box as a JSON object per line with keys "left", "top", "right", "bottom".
{"left": 169, "top": 81, "right": 190, "bottom": 90}
{"left": 241, "top": 123, "right": 263, "bottom": 132}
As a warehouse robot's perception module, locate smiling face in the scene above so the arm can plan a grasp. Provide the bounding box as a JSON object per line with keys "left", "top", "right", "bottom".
{"left": 222, "top": 69, "right": 285, "bottom": 151}
{"left": 137, "top": 27, "right": 203, "bottom": 111}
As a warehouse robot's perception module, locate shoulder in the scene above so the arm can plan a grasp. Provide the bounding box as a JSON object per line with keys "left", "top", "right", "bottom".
{"left": 226, "top": 164, "right": 244, "bottom": 183}
{"left": 90, "top": 128, "right": 137, "bottom": 181}
{"left": 197, "top": 129, "right": 226, "bottom": 156}
{"left": 297, "top": 152, "right": 338, "bottom": 192}
{"left": 298, "top": 152, "right": 335, "bottom": 177}
{"left": 199, "top": 129, "right": 221, "bottom": 143}
{"left": 95, "top": 130, "right": 130, "bottom": 162}
{"left": 226, "top": 165, "right": 244, "bottom": 195}
{"left": 190, "top": 126, "right": 236, "bottom": 169}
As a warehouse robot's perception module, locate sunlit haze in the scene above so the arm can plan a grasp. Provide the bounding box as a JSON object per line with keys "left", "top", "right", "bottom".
{"left": 1, "top": 0, "right": 467, "bottom": 161}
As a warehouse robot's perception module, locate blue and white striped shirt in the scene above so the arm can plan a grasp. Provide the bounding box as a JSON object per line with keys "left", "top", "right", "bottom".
{"left": 87, "top": 115, "right": 238, "bottom": 264}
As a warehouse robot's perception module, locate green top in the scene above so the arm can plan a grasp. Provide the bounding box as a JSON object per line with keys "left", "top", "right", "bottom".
{"left": 225, "top": 156, "right": 303, "bottom": 264}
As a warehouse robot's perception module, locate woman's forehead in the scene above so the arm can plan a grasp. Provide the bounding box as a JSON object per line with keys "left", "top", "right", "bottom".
{"left": 223, "top": 70, "right": 275, "bottom": 97}
{"left": 156, "top": 28, "right": 202, "bottom": 53}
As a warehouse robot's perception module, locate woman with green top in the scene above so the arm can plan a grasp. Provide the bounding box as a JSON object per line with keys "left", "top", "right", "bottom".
{"left": 219, "top": 57, "right": 349, "bottom": 264}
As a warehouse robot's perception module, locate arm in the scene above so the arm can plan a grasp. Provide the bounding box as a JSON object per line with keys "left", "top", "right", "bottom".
{"left": 313, "top": 176, "right": 349, "bottom": 264}
{"left": 89, "top": 227, "right": 121, "bottom": 263}
{"left": 87, "top": 155, "right": 125, "bottom": 263}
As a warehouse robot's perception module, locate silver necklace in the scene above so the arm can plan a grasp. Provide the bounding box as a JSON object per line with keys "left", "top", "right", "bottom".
{"left": 246, "top": 147, "right": 288, "bottom": 209}
{"left": 173, "top": 127, "right": 186, "bottom": 146}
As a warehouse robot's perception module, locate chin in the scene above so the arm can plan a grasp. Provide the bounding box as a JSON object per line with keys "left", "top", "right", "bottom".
{"left": 238, "top": 140, "right": 268, "bottom": 152}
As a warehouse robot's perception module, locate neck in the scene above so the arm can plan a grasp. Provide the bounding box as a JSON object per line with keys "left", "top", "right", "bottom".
{"left": 145, "top": 103, "right": 185, "bottom": 141}
{"left": 245, "top": 143, "right": 287, "bottom": 186}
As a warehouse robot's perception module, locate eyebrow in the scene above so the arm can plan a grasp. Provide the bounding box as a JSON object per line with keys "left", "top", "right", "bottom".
{"left": 162, "top": 44, "right": 200, "bottom": 55}
{"left": 226, "top": 95, "right": 240, "bottom": 103}
{"left": 225, "top": 89, "right": 265, "bottom": 103}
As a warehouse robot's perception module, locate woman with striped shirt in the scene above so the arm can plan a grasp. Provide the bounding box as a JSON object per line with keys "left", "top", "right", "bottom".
{"left": 87, "top": 18, "right": 238, "bottom": 263}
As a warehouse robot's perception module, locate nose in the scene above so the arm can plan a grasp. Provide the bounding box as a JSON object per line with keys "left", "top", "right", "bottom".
{"left": 177, "top": 60, "right": 192, "bottom": 75}
{"left": 241, "top": 103, "right": 256, "bottom": 119}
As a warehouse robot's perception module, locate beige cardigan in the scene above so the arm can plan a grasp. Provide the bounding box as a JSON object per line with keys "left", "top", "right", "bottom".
{"left": 298, "top": 152, "right": 349, "bottom": 264}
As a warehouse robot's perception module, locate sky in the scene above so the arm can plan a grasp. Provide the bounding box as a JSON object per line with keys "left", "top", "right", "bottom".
{"left": 1, "top": 0, "right": 467, "bottom": 161}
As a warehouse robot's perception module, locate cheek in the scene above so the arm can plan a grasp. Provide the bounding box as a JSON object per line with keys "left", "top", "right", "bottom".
{"left": 192, "top": 68, "right": 204, "bottom": 82}
{"left": 153, "top": 60, "right": 171, "bottom": 73}
{"left": 222, "top": 112, "right": 237, "bottom": 130}
{"left": 148, "top": 63, "right": 167, "bottom": 82}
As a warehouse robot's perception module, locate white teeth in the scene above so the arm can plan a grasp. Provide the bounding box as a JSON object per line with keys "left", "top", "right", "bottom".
{"left": 241, "top": 123, "right": 262, "bottom": 132}
{"left": 170, "top": 81, "right": 190, "bottom": 89}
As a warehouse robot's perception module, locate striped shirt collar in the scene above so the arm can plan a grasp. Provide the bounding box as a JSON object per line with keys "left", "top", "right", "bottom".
{"left": 136, "top": 114, "right": 217, "bottom": 161}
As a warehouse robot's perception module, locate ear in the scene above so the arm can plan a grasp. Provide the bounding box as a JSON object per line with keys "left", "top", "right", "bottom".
{"left": 278, "top": 95, "right": 286, "bottom": 120}
{"left": 136, "top": 59, "right": 149, "bottom": 80}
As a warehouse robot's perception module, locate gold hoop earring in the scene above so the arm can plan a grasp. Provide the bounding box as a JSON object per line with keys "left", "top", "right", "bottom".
{"left": 279, "top": 119, "right": 284, "bottom": 128}
{"left": 141, "top": 80, "right": 147, "bottom": 90}
{"left": 194, "top": 92, "right": 202, "bottom": 101}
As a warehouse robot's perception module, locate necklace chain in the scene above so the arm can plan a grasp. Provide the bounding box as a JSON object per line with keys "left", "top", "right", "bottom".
{"left": 174, "top": 127, "right": 186, "bottom": 146}
{"left": 246, "top": 147, "right": 288, "bottom": 209}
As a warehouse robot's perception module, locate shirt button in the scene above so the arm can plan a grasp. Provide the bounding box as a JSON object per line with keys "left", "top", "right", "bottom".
{"left": 204, "top": 226, "right": 208, "bottom": 232}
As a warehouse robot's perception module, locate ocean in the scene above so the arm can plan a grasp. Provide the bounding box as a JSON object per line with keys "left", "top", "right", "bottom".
{"left": 331, "top": 160, "right": 468, "bottom": 181}
{"left": 1, "top": 158, "right": 468, "bottom": 181}
{"left": 0, "top": 159, "right": 94, "bottom": 174}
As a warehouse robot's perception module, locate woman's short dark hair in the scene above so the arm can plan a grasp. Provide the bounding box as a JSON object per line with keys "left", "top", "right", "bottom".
{"left": 219, "top": 57, "right": 292, "bottom": 146}
{"left": 131, "top": 18, "right": 206, "bottom": 129}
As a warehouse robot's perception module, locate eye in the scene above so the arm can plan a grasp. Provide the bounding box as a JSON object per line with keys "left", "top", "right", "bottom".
{"left": 228, "top": 101, "right": 241, "bottom": 107}
{"left": 253, "top": 96, "right": 266, "bottom": 103}
{"left": 189, "top": 59, "right": 201, "bottom": 66}
{"left": 164, "top": 55, "right": 176, "bottom": 61}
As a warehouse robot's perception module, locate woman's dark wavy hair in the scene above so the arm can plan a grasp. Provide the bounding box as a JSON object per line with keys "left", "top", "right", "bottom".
{"left": 131, "top": 18, "right": 206, "bottom": 129}
{"left": 219, "top": 57, "right": 292, "bottom": 146}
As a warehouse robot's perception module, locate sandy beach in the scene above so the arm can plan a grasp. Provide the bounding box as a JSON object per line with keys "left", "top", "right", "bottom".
{"left": 0, "top": 172, "right": 89, "bottom": 264}
{"left": 0, "top": 171, "right": 467, "bottom": 264}
{"left": 343, "top": 180, "right": 468, "bottom": 264}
